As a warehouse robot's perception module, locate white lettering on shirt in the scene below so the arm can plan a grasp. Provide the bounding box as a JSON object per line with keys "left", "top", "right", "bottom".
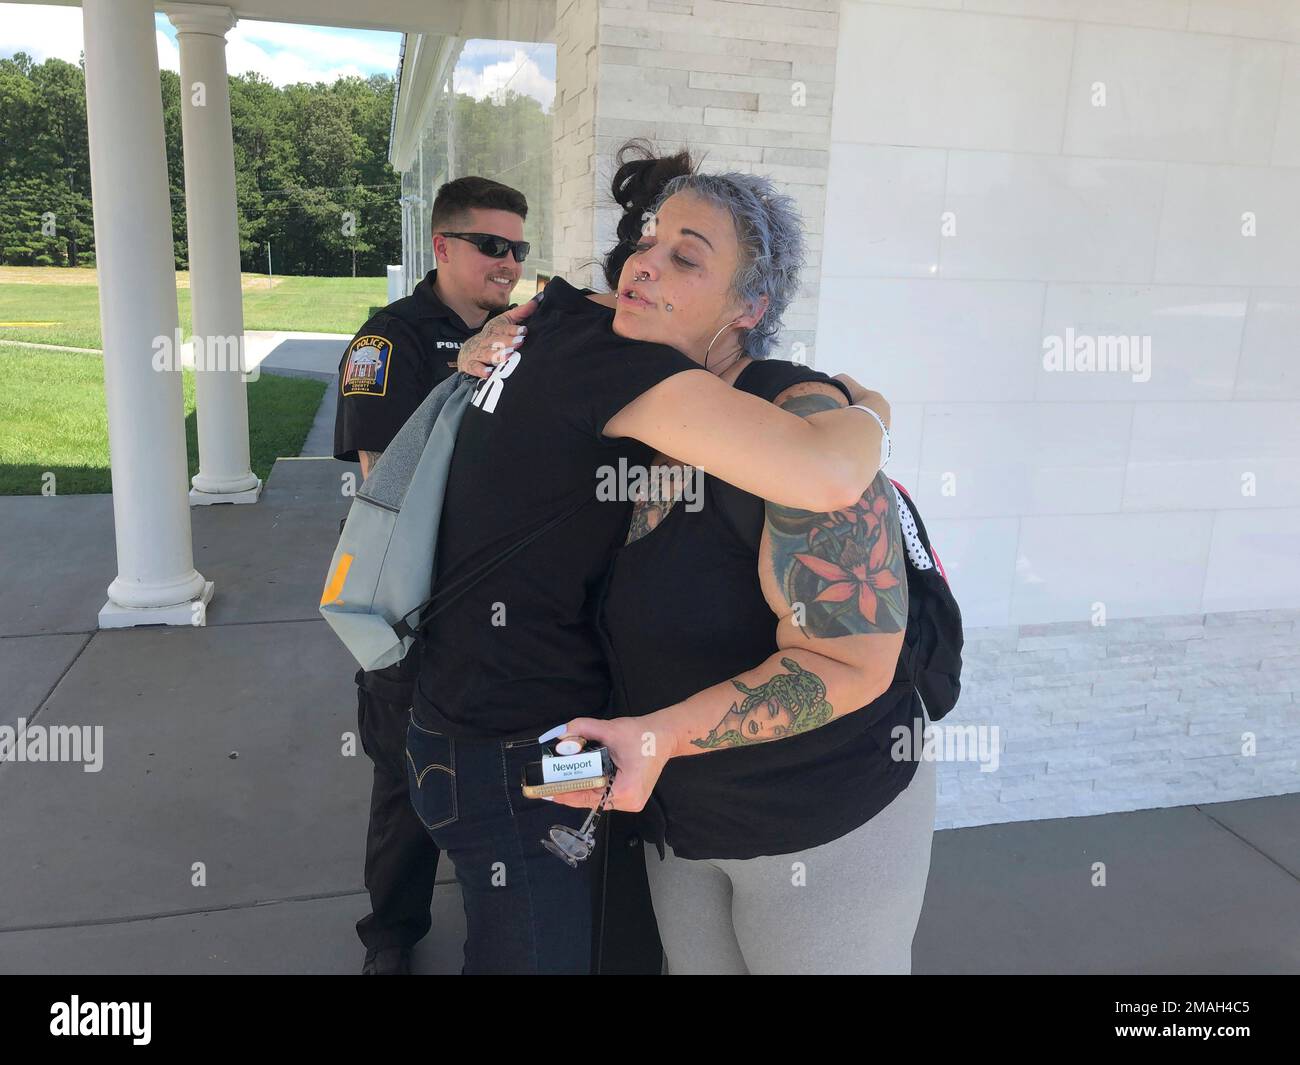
{"left": 470, "top": 351, "right": 520, "bottom": 414}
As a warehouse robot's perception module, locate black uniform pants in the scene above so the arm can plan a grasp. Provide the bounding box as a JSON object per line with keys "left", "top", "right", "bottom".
{"left": 355, "top": 662, "right": 441, "bottom": 952}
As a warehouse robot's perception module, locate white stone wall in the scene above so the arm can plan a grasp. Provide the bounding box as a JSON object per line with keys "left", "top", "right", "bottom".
{"left": 553, "top": 0, "right": 602, "bottom": 283}
{"left": 936, "top": 608, "right": 1300, "bottom": 829}
{"left": 822, "top": 1, "right": 1300, "bottom": 821}
{"left": 821, "top": 0, "right": 1300, "bottom": 821}
{"left": 554, "top": 0, "right": 840, "bottom": 359}
{"left": 820, "top": 0, "right": 1300, "bottom": 631}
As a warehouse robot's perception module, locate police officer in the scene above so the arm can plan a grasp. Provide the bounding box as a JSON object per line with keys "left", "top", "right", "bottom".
{"left": 334, "top": 176, "right": 531, "bottom": 974}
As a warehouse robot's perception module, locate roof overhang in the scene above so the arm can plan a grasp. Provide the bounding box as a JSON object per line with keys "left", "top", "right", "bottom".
{"left": 14, "top": 0, "right": 554, "bottom": 37}
{"left": 388, "top": 33, "right": 464, "bottom": 172}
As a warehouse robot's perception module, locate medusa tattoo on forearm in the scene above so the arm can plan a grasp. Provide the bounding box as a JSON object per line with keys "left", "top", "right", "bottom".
{"left": 693, "top": 658, "right": 834, "bottom": 750}
{"left": 765, "top": 393, "right": 908, "bottom": 639}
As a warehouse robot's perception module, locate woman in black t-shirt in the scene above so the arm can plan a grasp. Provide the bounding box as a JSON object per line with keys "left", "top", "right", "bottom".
{"left": 463, "top": 150, "right": 936, "bottom": 974}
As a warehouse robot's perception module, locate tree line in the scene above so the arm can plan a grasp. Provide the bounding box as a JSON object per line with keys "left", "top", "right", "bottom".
{"left": 0, "top": 53, "right": 552, "bottom": 277}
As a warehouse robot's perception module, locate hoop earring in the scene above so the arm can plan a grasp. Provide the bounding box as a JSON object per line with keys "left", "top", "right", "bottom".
{"left": 704, "top": 319, "right": 740, "bottom": 372}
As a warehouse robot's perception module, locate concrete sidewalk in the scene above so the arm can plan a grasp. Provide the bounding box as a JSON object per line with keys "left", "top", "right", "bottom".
{"left": 0, "top": 457, "right": 1296, "bottom": 974}
{"left": 1, "top": 329, "right": 351, "bottom": 382}
{"left": 237, "top": 330, "right": 350, "bottom": 383}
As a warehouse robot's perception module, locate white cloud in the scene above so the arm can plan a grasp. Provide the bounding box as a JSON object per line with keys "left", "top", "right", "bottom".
{"left": 0, "top": 3, "right": 84, "bottom": 64}
{"left": 156, "top": 30, "right": 179, "bottom": 74}
{"left": 454, "top": 48, "right": 554, "bottom": 111}
{"left": 233, "top": 20, "right": 399, "bottom": 77}
{"left": 224, "top": 28, "right": 371, "bottom": 86}
{"left": 458, "top": 40, "right": 521, "bottom": 62}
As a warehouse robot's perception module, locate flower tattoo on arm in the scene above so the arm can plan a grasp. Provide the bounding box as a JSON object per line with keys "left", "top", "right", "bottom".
{"left": 766, "top": 392, "right": 908, "bottom": 638}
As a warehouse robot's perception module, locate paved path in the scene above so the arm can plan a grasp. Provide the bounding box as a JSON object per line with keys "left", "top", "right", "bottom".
{"left": 0, "top": 460, "right": 1296, "bottom": 973}
{"left": 0, "top": 330, "right": 350, "bottom": 380}
{"left": 243, "top": 331, "right": 350, "bottom": 382}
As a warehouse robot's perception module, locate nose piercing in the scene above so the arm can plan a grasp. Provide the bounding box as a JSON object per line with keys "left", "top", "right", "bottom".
{"left": 629, "top": 268, "right": 668, "bottom": 309}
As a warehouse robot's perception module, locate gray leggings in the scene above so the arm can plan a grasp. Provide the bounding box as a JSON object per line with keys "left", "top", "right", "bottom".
{"left": 644, "top": 752, "right": 937, "bottom": 975}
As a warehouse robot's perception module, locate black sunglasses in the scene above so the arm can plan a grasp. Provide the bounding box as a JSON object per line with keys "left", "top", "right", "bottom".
{"left": 441, "top": 231, "right": 530, "bottom": 262}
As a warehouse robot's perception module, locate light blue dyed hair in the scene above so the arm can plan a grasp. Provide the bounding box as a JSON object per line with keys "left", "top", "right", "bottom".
{"left": 652, "top": 171, "right": 805, "bottom": 360}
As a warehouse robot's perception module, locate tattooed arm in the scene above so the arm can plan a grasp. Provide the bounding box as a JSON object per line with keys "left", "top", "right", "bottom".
{"left": 548, "top": 381, "right": 908, "bottom": 812}
{"left": 655, "top": 385, "right": 907, "bottom": 756}
{"left": 603, "top": 368, "right": 887, "bottom": 512}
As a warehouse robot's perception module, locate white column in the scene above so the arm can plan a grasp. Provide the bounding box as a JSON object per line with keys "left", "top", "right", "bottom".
{"left": 83, "top": 0, "right": 213, "bottom": 628}
{"left": 169, "top": 4, "right": 261, "bottom": 504}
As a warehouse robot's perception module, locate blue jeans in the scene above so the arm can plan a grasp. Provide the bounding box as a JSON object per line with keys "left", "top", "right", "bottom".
{"left": 405, "top": 713, "right": 595, "bottom": 974}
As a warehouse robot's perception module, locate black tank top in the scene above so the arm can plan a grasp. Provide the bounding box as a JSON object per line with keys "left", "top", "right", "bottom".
{"left": 597, "top": 359, "right": 922, "bottom": 860}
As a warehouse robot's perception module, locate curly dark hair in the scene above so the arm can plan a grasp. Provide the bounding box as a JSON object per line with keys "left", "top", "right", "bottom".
{"left": 601, "top": 139, "right": 696, "bottom": 291}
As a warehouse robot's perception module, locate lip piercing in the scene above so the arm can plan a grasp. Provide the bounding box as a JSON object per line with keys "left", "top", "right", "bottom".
{"left": 628, "top": 270, "right": 670, "bottom": 309}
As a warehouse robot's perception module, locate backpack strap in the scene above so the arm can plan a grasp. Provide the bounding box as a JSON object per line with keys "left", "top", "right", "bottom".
{"left": 392, "top": 495, "right": 593, "bottom": 642}
{"left": 887, "top": 478, "right": 964, "bottom": 721}
{"left": 888, "top": 480, "right": 928, "bottom": 696}
{"left": 889, "top": 479, "right": 936, "bottom": 573}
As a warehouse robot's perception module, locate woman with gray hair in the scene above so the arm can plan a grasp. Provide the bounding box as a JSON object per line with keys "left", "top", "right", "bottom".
{"left": 461, "top": 144, "right": 935, "bottom": 973}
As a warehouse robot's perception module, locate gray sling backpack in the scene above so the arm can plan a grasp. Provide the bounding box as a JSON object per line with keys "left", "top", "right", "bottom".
{"left": 320, "top": 371, "right": 589, "bottom": 673}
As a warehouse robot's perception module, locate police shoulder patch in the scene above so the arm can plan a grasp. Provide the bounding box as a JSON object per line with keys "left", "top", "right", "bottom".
{"left": 341, "top": 334, "right": 393, "bottom": 397}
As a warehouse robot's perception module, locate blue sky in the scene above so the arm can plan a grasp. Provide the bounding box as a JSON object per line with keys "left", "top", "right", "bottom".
{"left": 1, "top": 3, "right": 554, "bottom": 107}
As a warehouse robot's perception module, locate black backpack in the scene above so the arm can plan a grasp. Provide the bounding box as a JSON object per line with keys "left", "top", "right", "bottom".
{"left": 887, "top": 479, "right": 964, "bottom": 721}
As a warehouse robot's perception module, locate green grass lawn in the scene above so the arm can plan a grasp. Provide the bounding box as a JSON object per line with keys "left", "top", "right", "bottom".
{"left": 0, "top": 267, "right": 387, "bottom": 349}
{"left": 0, "top": 348, "right": 325, "bottom": 495}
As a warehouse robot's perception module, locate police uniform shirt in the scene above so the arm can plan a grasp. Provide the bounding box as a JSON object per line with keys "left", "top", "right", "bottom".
{"left": 333, "top": 268, "right": 480, "bottom": 462}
